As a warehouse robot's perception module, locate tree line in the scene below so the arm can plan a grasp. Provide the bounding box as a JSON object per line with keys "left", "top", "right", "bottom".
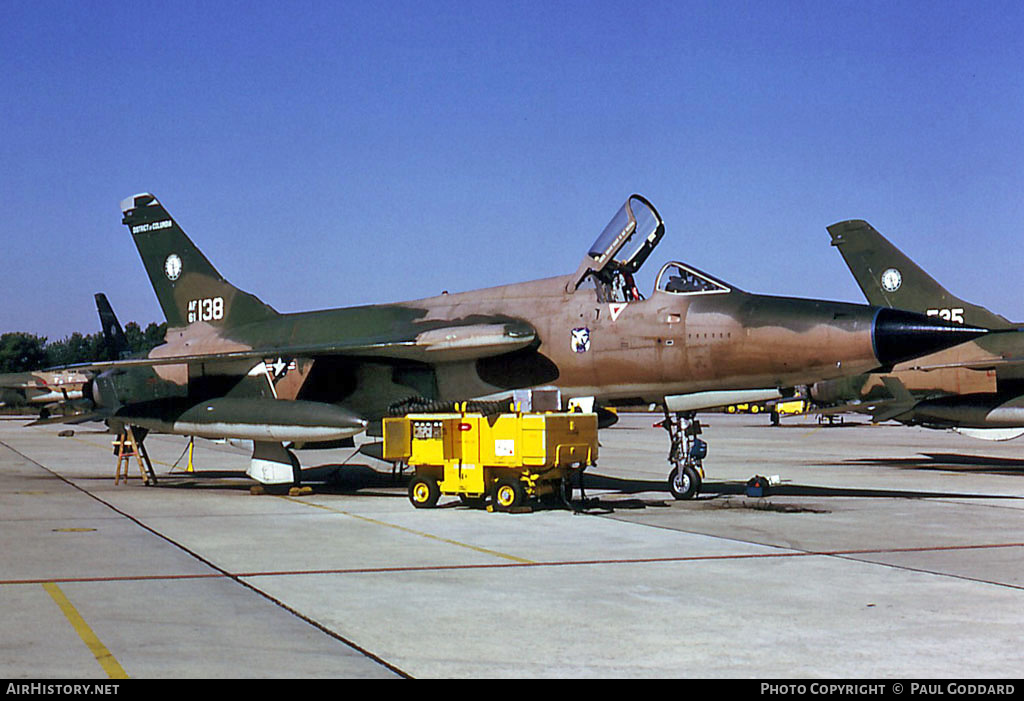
{"left": 0, "top": 322, "right": 167, "bottom": 373}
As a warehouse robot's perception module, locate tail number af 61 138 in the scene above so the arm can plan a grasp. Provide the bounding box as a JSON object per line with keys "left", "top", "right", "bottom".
{"left": 188, "top": 297, "right": 225, "bottom": 323}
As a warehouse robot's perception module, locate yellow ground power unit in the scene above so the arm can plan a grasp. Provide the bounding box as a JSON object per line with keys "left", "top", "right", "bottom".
{"left": 383, "top": 405, "right": 598, "bottom": 511}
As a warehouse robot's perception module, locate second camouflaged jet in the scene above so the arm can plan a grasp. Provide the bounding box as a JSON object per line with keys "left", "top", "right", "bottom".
{"left": 70, "top": 193, "right": 987, "bottom": 498}
{"left": 810, "top": 219, "right": 1024, "bottom": 440}
{"left": 0, "top": 369, "right": 90, "bottom": 413}
{"left": 2, "top": 294, "right": 132, "bottom": 419}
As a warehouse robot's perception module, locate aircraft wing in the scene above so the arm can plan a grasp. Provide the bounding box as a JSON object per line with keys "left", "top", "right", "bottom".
{"left": 59, "top": 319, "right": 537, "bottom": 372}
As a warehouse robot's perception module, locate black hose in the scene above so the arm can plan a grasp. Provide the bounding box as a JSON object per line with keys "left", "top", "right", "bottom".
{"left": 386, "top": 396, "right": 514, "bottom": 417}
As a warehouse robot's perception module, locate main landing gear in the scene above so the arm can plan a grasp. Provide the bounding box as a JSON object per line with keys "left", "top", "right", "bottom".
{"left": 658, "top": 407, "right": 706, "bottom": 500}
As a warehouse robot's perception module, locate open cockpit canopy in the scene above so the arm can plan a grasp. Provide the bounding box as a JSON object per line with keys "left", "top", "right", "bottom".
{"left": 570, "top": 194, "right": 665, "bottom": 302}
{"left": 586, "top": 194, "right": 664, "bottom": 275}
{"left": 569, "top": 194, "right": 737, "bottom": 302}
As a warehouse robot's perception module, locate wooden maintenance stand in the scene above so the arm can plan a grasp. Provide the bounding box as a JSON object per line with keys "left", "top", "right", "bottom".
{"left": 113, "top": 426, "right": 158, "bottom": 486}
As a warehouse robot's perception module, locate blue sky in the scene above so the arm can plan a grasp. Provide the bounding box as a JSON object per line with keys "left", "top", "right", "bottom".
{"left": 2, "top": 1, "right": 1023, "bottom": 340}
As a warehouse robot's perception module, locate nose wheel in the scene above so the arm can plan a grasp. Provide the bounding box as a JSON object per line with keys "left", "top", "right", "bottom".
{"left": 669, "top": 463, "right": 701, "bottom": 500}
{"left": 659, "top": 407, "right": 705, "bottom": 500}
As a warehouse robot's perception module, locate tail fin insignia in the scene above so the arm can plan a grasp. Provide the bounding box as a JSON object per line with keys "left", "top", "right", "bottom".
{"left": 121, "top": 193, "right": 278, "bottom": 329}
{"left": 828, "top": 220, "right": 1014, "bottom": 331}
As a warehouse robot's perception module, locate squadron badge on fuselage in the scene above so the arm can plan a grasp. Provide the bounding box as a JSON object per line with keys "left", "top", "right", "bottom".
{"left": 570, "top": 327, "right": 591, "bottom": 353}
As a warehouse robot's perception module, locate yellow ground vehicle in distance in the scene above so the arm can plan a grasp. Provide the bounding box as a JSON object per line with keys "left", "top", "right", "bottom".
{"left": 383, "top": 405, "right": 598, "bottom": 511}
{"left": 725, "top": 402, "right": 763, "bottom": 414}
{"left": 775, "top": 399, "right": 809, "bottom": 415}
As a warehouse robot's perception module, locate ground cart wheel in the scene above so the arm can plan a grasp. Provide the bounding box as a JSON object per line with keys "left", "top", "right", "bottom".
{"left": 668, "top": 464, "right": 701, "bottom": 500}
{"left": 408, "top": 475, "right": 441, "bottom": 508}
{"left": 493, "top": 479, "right": 526, "bottom": 511}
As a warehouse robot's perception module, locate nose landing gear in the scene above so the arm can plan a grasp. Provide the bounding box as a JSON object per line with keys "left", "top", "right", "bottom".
{"left": 658, "top": 407, "right": 706, "bottom": 500}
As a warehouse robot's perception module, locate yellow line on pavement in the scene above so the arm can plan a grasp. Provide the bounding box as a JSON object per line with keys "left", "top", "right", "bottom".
{"left": 281, "top": 496, "right": 533, "bottom": 564}
{"left": 43, "top": 582, "right": 129, "bottom": 679}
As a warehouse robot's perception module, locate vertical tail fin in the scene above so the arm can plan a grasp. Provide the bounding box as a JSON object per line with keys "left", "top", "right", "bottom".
{"left": 94, "top": 293, "right": 131, "bottom": 359}
{"left": 828, "top": 220, "right": 1014, "bottom": 330}
{"left": 120, "top": 193, "right": 278, "bottom": 329}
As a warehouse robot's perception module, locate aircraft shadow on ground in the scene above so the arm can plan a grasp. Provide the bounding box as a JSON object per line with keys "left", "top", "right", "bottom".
{"left": 846, "top": 453, "right": 1024, "bottom": 477}
{"left": 140, "top": 463, "right": 410, "bottom": 497}
{"left": 118, "top": 460, "right": 1019, "bottom": 505}
{"left": 580, "top": 472, "right": 1018, "bottom": 502}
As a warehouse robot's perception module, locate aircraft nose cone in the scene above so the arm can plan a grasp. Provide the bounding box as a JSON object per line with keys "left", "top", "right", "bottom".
{"left": 872, "top": 307, "right": 988, "bottom": 367}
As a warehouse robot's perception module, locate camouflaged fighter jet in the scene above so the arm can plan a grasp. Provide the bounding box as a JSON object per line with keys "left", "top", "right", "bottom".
{"left": 24, "top": 294, "right": 135, "bottom": 425}
{"left": 2, "top": 294, "right": 132, "bottom": 419}
{"left": 810, "top": 220, "right": 1024, "bottom": 440}
{"left": 0, "top": 369, "right": 90, "bottom": 411}
{"left": 66, "top": 193, "right": 987, "bottom": 498}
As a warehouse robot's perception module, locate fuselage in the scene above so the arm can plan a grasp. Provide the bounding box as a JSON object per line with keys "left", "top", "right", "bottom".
{"left": 138, "top": 269, "right": 926, "bottom": 415}
{"left": 809, "top": 329, "right": 1024, "bottom": 429}
{"left": 405, "top": 272, "right": 884, "bottom": 403}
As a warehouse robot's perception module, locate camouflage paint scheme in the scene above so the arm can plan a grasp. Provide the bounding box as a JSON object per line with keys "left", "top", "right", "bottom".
{"left": 811, "top": 220, "right": 1024, "bottom": 436}
{"left": 0, "top": 369, "right": 89, "bottom": 408}
{"left": 67, "top": 193, "right": 987, "bottom": 484}
{"left": 0, "top": 293, "right": 133, "bottom": 420}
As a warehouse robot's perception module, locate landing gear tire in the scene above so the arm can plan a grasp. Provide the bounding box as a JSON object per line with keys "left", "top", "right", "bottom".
{"left": 669, "top": 464, "right": 701, "bottom": 501}
{"left": 660, "top": 407, "right": 705, "bottom": 501}
{"left": 493, "top": 479, "right": 526, "bottom": 512}
{"left": 408, "top": 475, "right": 440, "bottom": 508}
